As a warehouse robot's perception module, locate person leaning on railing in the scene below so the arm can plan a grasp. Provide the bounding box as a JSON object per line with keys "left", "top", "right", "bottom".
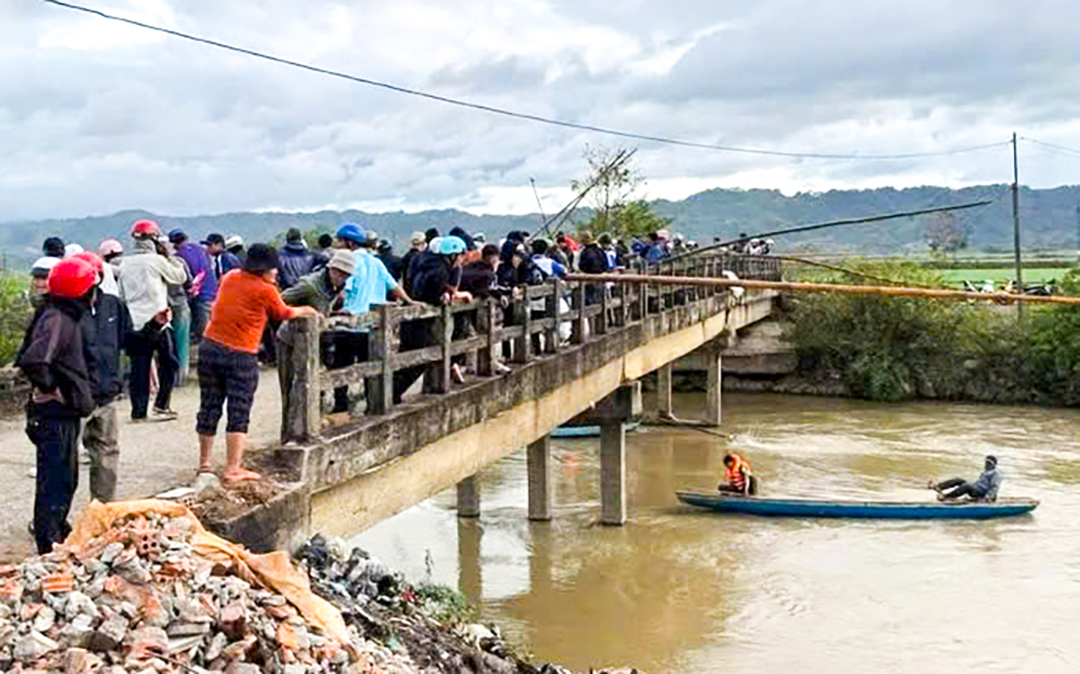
{"left": 457, "top": 243, "right": 513, "bottom": 376}
{"left": 282, "top": 249, "right": 356, "bottom": 414}
{"left": 196, "top": 244, "right": 319, "bottom": 484}
{"left": 397, "top": 236, "right": 473, "bottom": 390}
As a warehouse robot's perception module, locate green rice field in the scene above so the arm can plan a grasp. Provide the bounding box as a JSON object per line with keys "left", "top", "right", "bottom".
{"left": 937, "top": 268, "right": 1070, "bottom": 286}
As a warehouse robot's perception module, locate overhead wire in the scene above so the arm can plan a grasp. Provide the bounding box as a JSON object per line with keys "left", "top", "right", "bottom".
{"left": 43, "top": 0, "right": 1013, "bottom": 161}
{"left": 1020, "top": 136, "right": 1080, "bottom": 157}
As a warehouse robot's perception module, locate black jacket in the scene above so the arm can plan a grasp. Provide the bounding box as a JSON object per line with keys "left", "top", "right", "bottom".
{"left": 578, "top": 243, "right": 609, "bottom": 274}
{"left": 83, "top": 293, "right": 133, "bottom": 404}
{"left": 278, "top": 242, "right": 328, "bottom": 290}
{"left": 378, "top": 252, "right": 404, "bottom": 281}
{"left": 412, "top": 253, "right": 459, "bottom": 306}
{"left": 459, "top": 260, "right": 497, "bottom": 298}
{"left": 17, "top": 298, "right": 95, "bottom": 417}
{"left": 401, "top": 249, "right": 421, "bottom": 294}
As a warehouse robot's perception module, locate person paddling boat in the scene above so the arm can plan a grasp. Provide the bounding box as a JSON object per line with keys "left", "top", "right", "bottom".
{"left": 719, "top": 453, "right": 759, "bottom": 496}
{"left": 929, "top": 455, "right": 1001, "bottom": 502}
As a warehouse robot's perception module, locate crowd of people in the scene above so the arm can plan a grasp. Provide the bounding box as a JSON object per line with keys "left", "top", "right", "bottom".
{"left": 14, "top": 219, "right": 705, "bottom": 554}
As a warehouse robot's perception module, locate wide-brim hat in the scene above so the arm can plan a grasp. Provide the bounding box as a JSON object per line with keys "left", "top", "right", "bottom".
{"left": 328, "top": 250, "right": 355, "bottom": 276}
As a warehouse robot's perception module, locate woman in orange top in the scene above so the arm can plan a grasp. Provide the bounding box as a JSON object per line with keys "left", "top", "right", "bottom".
{"left": 719, "top": 453, "right": 757, "bottom": 496}
{"left": 196, "top": 244, "right": 318, "bottom": 484}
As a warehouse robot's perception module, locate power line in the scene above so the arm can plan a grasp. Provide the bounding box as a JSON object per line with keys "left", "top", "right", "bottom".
{"left": 1020, "top": 136, "right": 1080, "bottom": 157}
{"left": 43, "top": 0, "right": 1013, "bottom": 161}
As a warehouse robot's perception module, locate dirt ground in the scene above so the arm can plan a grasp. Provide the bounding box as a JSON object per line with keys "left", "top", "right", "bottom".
{"left": 0, "top": 368, "right": 282, "bottom": 563}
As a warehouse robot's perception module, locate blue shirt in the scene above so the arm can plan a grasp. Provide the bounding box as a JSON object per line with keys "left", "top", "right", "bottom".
{"left": 645, "top": 242, "right": 667, "bottom": 264}
{"left": 343, "top": 250, "right": 398, "bottom": 317}
{"left": 531, "top": 255, "right": 566, "bottom": 278}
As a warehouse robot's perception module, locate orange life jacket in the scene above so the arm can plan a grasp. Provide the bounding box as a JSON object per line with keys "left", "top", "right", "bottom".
{"left": 725, "top": 454, "right": 752, "bottom": 491}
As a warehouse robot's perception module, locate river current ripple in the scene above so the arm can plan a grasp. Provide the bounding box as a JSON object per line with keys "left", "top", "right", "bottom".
{"left": 353, "top": 393, "right": 1080, "bottom": 673}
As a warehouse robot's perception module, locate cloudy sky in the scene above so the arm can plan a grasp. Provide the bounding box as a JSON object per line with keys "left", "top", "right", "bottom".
{"left": 3, "top": 0, "right": 1080, "bottom": 222}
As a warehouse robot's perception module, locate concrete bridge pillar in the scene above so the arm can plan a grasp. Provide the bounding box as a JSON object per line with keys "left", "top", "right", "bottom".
{"left": 527, "top": 436, "right": 553, "bottom": 521}
{"left": 706, "top": 342, "right": 723, "bottom": 427}
{"left": 457, "top": 475, "right": 481, "bottom": 518}
{"left": 600, "top": 422, "right": 626, "bottom": 525}
{"left": 656, "top": 363, "right": 674, "bottom": 420}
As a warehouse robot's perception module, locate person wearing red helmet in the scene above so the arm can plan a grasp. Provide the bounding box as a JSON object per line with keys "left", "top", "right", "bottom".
{"left": 72, "top": 252, "right": 133, "bottom": 502}
{"left": 118, "top": 219, "right": 188, "bottom": 422}
{"left": 15, "top": 258, "right": 97, "bottom": 553}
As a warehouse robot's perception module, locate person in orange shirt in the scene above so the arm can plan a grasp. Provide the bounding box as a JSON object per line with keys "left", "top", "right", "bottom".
{"left": 719, "top": 453, "right": 758, "bottom": 496}
{"left": 196, "top": 244, "right": 318, "bottom": 484}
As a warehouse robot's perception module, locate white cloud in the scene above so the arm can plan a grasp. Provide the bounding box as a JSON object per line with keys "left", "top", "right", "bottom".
{"left": 4, "top": 0, "right": 1080, "bottom": 222}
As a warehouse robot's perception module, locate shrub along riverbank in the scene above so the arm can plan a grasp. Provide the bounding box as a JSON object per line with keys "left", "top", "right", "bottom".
{"left": 781, "top": 261, "right": 1080, "bottom": 405}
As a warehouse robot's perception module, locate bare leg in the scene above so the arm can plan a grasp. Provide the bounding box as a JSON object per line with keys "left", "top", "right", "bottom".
{"left": 223, "top": 432, "right": 260, "bottom": 482}
{"left": 198, "top": 434, "right": 214, "bottom": 473}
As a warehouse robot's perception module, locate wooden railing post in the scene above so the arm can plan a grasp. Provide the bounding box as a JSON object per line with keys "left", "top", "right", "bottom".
{"left": 477, "top": 300, "right": 497, "bottom": 376}
{"left": 548, "top": 278, "right": 563, "bottom": 354}
{"left": 512, "top": 286, "right": 531, "bottom": 363}
{"left": 639, "top": 277, "right": 649, "bottom": 320}
{"left": 598, "top": 278, "right": 610, "bottom": 335}
{"left": 436, "top": 304, "right": 453, "bottom": 393}
{"left": 279, "top": 316, "right": 320, "bottom": 444}
{"left": 572, "top": 283, "right": 587, "bottom": 344}
{"left": 618, "top": 281, "right": 629, "bottom": 327}
{"left": 367, "top": 304, "right": 394, "bottom": 415}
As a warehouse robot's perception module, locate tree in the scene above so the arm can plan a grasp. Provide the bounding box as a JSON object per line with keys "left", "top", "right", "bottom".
{"left": 570, "top": 144, "right": 670, "bottom": 239}
{"left": 925, "top": 212, "right": 970, "bottom": 259}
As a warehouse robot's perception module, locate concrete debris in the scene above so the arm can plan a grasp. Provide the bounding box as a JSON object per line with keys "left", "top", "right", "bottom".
{"left": 0, "top": 514, "right": 358, "bottom": 673}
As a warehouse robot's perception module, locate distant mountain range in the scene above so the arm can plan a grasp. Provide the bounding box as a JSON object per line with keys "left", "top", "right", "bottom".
{"left": 3, "top": 184, "right": 1080, "bottom": 267}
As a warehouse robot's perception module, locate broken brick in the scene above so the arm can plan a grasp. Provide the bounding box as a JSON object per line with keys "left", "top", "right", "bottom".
{"left": 41, "top": 573, "right": 74, "bottom": 594}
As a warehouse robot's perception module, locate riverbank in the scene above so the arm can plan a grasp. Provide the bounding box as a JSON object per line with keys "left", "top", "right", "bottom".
{"left": 771, "top": 261, "right": 1080, "bottom": 406}
{"left": 0, "top": 499, "right": 636, "bottom": 674}
{"left": 0, "top": 370, "right": 284, "bottom": 564}
{"left": 296, "top": 535, "right": 639, "bottom": 674}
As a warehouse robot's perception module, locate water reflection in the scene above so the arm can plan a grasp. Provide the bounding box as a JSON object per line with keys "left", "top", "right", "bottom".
{"left": 354, "top": 394, "right": 1080, "bottom": 673}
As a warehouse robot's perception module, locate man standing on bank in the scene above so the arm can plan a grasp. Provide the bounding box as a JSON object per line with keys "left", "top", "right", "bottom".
{"left": 17, "top": 257, "right": 97, "bottom": 553}
{"left": 120, "top": 220, "right": 188, "bottom": 422}
{"left": 73, "top": 251, "right": 133, "bottom": 503}
{"left": 196, "top": 244, "right": 318, "bottom": 484}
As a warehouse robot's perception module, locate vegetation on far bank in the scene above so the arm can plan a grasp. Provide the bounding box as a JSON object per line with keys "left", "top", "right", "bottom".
{"left": 0, "top": 271, "right": 30, "bottom": 367}
{"left": 783, "top": 261, "right": 1080, "bottom": 405}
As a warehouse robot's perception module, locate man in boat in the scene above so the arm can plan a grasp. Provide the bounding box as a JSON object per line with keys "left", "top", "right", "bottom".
{"left": 930, "top": 455, "right": 1001, "bottom": 502}
{"left": 719, "top": 453, "right": 758, "bottom": 496}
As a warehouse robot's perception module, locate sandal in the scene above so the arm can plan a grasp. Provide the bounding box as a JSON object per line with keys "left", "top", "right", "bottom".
{"left": 223, "top": 468, "right": 262, "bottom": 485}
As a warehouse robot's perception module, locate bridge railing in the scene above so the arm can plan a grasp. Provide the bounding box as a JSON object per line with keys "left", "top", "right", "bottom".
{"left": 277, "top": 253, "right": 782, "bottom": 443}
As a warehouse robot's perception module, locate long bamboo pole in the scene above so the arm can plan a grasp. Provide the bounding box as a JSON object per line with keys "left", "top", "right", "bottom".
{"left": 658, "top": 200, "right": 995, "bottom": 267}
{"left": 565, "top": 273, "right": 1080, "bottom": 306}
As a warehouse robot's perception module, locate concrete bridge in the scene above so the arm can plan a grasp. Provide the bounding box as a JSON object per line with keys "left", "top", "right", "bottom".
{"left": 218, "top": 254, "right": 781, "bottom": 551}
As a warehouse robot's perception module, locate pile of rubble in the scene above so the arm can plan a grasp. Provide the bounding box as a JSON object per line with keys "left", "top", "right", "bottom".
{"left": 0, "top": 511, "right": 354, "bottom": 674}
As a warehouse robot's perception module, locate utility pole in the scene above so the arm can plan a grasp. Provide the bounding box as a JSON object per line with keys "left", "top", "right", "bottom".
{"left": 1012, "top": 132, "right": 1024, "bottom": 318}
{"left": 1075, "top": 205, "right": 1079, "bottom": 262}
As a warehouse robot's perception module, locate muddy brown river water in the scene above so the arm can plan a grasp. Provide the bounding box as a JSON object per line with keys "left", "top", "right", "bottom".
{"left": 352, "top": 393, "right": 1080, "bottom": 673}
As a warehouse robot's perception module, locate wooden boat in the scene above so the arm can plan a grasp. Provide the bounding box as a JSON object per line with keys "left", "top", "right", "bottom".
{"left": 675, "top": 491, "right": 1039, "bottom": 520}
{"left": 551, "top": 421, "right": 640, "bottom": 438}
